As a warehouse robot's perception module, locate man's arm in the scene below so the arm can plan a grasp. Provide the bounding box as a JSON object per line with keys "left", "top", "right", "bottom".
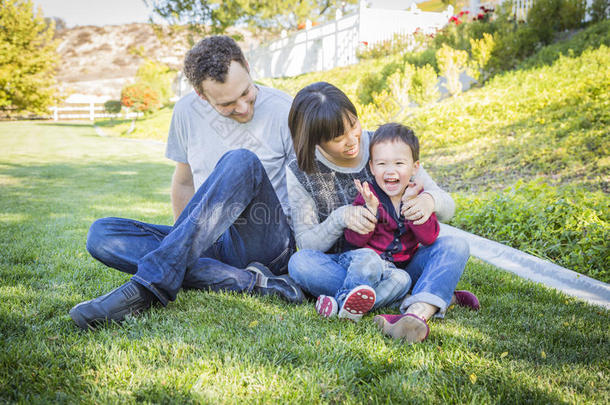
{"left": 171, "top": 162, "right": 195, "bottom": 222}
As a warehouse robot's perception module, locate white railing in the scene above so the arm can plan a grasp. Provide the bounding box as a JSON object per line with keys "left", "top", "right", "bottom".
{"left": 50, "top": 102, "right": 140, "bottom": 121}
{"left": 247, "top": 4, "right": 452, "bottom": 79}
{"left": 247, "top": 13, "right": 360, "bottom": 79}
{"left": 510, "top": 0, "right": 535, "bottom": 20}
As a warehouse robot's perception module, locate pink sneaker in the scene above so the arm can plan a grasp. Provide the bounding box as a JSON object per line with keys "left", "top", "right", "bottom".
{"left": 316, "top": 295, "right": 338, "bottom": 318}
{"left": 454, "top": 290, "right": 480, "bottom": 310}
{"left": 338, "top": 285, "right": 376, "bottom": 322}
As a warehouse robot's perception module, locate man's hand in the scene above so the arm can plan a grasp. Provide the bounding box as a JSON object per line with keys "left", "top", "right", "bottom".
{"left": 402, "top": 193, "right": 435, "bottom": 225}
{"left": 344, "top": 205, "right": 377, "bottom": 235}
{"left": 354, "top": 179, "right": 379, "bottom": 215}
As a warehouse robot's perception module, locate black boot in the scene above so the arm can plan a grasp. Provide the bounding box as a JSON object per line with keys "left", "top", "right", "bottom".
{"left": 246, "top": 262, "right": 304, "bottom": 304}
{"left": 69, "top": 281, "right": 155, "bottom": 330}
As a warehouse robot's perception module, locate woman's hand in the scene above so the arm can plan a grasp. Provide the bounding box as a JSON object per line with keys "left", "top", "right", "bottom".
{"left": 401, "top": 192, "right": 435, "bottom": 225}
{"left": 344, "top": 205, "right": 377, "bottom": 234}
{"left": 354, "top": 179, "right": 379, "bottom": 215}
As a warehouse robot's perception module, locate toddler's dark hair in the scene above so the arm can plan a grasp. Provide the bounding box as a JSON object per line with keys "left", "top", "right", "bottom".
{"left": 370, "top": 123, "right": 419, "bottom": 161}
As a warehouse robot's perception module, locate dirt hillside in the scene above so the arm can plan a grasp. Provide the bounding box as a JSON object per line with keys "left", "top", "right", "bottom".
{"left": 55, "top": 24, "right": 256, "bottom": 100}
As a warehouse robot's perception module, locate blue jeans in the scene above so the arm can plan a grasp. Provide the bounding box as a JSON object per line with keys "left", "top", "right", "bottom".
{"left": 289, "top": 248, "right": 411, "bottom": 309}
{"left": 86, "top": 149, "right": 295, "bottom": 305}
{"left": 289, "top": 236, "right": 469, "bottom": 315}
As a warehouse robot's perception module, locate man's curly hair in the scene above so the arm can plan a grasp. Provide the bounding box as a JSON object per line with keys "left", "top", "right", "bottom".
{"left": 183, "top": 36, "right": 248, "bottom": 95}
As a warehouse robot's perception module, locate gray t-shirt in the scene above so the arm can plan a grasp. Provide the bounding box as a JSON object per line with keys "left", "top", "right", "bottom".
{"left": 165, "top": 85, "right": 294, "bottom": 218}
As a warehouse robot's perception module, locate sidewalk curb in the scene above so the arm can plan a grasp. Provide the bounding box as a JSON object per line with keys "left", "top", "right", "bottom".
{"left": 440, "top": 223, "right": 610, "bottom": 309}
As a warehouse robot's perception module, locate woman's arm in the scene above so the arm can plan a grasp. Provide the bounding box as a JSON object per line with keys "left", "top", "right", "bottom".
{"left": 417, "top": 165, "right": 455, "bottom": 221}
{"left": 287, "top": 168, "right": 349, "bottom": 251}
{"left": 404, "top": 165, "right": 455, "bottom": 223}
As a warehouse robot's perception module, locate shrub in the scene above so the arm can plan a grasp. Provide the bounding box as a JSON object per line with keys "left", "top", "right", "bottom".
{"left": 135, "top": 59, "right": 175, "bottom": 106}
{"left": 528, "top": 0, "right": 587, "bottom": 43}
{"left": 103, "top": 100, "right": 122, "bottom": 114}
{"left": 356, "top": 33, "right": 416, "bottom": 60}
{"left": 589, "top": 0, "right": 609, "bottom": 22}
{"left": 356, "top": 59, "right": 402, "bottom": 105}
{"left": 387, "top": 63, "right": 415, "bottom": 108}
{"left": 488, "top": 24, "right": 543, "bottom": 72}
{"left": 403, "top": 47, "right": 439, "bottom": 72}
{"left": 410, "top": 64, "right": 439, "bottom": 106}
{"left": 436, "top": 44, "right": 469, "bottom": 96}
{"left": 357, "top": 72, "right": 384, "bottom": 106}
{"left": 451, "top": 179, "right": 609, "bottom": 282}
{"left": 120, "top": 83, "right": 161, "bottom": 114}
{"left": 469, "top": 32, "right": 495, "bottom": 81}
{"left": 518, "top": 19, "right": 610, "bottom": 69}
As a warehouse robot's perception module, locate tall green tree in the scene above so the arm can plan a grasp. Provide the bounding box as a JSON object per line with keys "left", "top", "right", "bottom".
{"left": 145, "top": 0, "right": 358, "bottom": 38}
{"left": 0, "top": 0, "right": 60, "bottom": 115}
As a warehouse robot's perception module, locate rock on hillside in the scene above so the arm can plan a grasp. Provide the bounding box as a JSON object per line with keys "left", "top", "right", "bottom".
{"left": 55, "top": 23, "right": 256, "bottom": 100}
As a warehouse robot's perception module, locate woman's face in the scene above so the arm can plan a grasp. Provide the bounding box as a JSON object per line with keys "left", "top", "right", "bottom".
{"left": 317, "top": 116, "right": 362, "bottom": 166}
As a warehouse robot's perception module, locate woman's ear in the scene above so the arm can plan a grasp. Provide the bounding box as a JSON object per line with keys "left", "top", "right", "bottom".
{"left": 413, "top": 160, "right": 420, "bottom": 175}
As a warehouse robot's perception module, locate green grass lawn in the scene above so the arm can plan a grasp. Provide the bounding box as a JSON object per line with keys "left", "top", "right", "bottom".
{"left": 0, "top": 121, "right": 608, "bottom": 403}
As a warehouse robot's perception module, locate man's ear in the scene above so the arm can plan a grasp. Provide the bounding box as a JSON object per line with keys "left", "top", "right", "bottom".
{"left": 195, "top": 88, "right": 208, "bottom": 102}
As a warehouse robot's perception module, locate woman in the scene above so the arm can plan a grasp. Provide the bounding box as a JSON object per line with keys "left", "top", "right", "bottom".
{"left": 286, "top": 82, "right": 478, "bottom": 343}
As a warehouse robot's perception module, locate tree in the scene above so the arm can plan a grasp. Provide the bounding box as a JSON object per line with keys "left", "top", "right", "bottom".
{"left": 121, "top": 83, "right": 161, "bottom": 114}
{"left": 145, "top": 0, "right": 358, "bottom": 38}
{"left": 0, "top": 0, "right": 60, "bottom": 115}
{"left": 135, "top": 59, "right": 175, "bottom": 106}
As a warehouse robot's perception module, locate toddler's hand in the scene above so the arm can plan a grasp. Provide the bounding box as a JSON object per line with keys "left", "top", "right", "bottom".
{"left": 354, "top": 179, "right": 379, "bottom": 215}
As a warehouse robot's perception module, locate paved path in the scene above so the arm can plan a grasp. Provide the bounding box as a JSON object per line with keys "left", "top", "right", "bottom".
{"left": 440, "top": 224, "right": 610, "bottom": 309}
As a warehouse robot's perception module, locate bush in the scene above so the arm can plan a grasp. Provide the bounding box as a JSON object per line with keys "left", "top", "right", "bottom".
{"left": 356, "top": 59, "right": 402, "bottom": 105}
{"left": 402, "top": 47, "right": 439, "bottom": 72}
{"left": 120, "top": 83, "right": 161, "bottom": 114}
{"left": 135, "top": 59, "right": 175, "bottom": 106}
{"left": 590, "top": 0, "right": 609, "bottom": 22}
{"left": 528, "top": 0, "right": 587, "bottom": 42}
{"left": 436, "top": 44, "right": 469, "bottom": 96}
{"left": 469, "top": 32, "right": 495, "bottom": 81}
{"left": 518, "top": 19, "right": 610, "bottom": 69}
{"left": 452, "top": 179, "right": 609, "bottom": 282}
{"left": 410, "top": 64, "right": 439, "bottom": 106}
{"left": 103, "top": 100, "right": 122, "bottom": 114}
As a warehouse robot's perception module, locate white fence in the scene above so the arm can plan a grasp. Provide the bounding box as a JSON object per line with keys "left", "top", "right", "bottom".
{"left": 50, "top": 102, "right": 139, "bottom": 121}
{"left": 247, "top": 4, "right": 452, "bottom": 79}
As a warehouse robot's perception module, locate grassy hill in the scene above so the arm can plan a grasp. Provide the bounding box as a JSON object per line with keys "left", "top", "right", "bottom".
{"left": 97, "top": 22, "right": 609, "bottom": 281}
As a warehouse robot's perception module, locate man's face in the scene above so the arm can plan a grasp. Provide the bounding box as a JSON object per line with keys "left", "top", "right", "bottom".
{"left": 199, "top": 61, "right": 257, "bottom": 123}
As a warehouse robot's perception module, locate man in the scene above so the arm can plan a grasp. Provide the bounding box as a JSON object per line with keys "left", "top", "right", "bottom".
{"left": 69, "top": 36, "right": 303, "bottom": 330}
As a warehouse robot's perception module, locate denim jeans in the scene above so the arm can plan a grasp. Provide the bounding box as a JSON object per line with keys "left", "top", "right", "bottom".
{"left": 86, "top": 149, "right": 295, "bottom": 305}
{"left": 288, "top": 248, "right": 411, "bottom": 309}
{"left": 289, "top": 236, "right": 469, "bottom": 315}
